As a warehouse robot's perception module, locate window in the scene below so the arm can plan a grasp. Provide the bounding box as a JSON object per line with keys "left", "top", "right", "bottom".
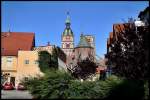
{"left": 6, "top": 57, "right": 13, "bottom": 67}
{"left": 87, "top": 39, "right": 90, "bottom": 42}
{"left": 7, "top": 57, "right": 13, "bottom": 62}
{"left": 25, "top": 60, "right": 29, "bottom": 64}
{"left": 2, "top": 48, "right": 4, "bottom": 51}
{"left": 24, "top": 77, "right": 28, "bottom": 81}
{"left": 34, "top": 60, "right": 38, "bottom": 64}
{"left": 66, "top": 44, "right": 70, "bottom": 48}
{"left": 18, "top": 48, "right": 22, "bottom": 50}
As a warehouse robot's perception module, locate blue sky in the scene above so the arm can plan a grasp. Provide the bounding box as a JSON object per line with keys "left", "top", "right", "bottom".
{"left": 2, "top": 1, "right": 149, "bottom": 58}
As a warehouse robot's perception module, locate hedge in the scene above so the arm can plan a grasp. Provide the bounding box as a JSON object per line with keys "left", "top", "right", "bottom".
{"left": 23, "top": 70, "right": 147, "bottom": 99}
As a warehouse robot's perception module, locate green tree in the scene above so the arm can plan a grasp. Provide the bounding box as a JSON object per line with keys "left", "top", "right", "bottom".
{"left": 71, "top": 58, "right": 98, "bottom": 80}
{"left": 50, "top": 47, "right": 58, "bottom": 69}
{"left": 106, "top": 22, "right": 149, "bottom": 99}
{"left": 107, "top": 23, "right": 149, "bottom": 79}
{"left": 38, "top": 51, "right": 52, "bottom": 72}
{"left": 38, "top": 50, "right": 59, "bottom": 72}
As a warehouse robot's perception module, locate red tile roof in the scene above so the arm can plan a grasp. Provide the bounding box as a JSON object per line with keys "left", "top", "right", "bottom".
{"left": 113, "top": 23, "right": 131, "bottom": 41}
{"left": 109, "top": 32, "right": 113, "bottom": 39}
{"left": 1, "top": 32, "right": 35, "bottom": 56}
{"left": 107, "top": 32, "right": 113, "bottom": 46}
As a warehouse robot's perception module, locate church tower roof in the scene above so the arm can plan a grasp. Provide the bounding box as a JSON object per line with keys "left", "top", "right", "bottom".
{"left": 76, "top": 33, "right": 92, "bottom": 48}
{"left": 63, "top": 11, "right": 73, "bottom": 36}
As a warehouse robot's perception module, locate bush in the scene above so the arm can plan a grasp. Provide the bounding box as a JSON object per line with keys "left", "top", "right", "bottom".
{"left": 88, "top": 75, "right": 122, "bottom": 99}
{"left": 24, "top": 71, "right": 147, "bottom": 99}
{"left": 24, "top": 70, "right": 74, "bottom": 99}
{"left": 67, "top": 80, "right": 96, "bottom": 99}
{"left": 107, "top": 79, "right": 145, "bottom": 99}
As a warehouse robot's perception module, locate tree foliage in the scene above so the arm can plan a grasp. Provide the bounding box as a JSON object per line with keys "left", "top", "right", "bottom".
{"left": 38, "top": 51, "right": 52, "bottom": 72}
{"left": 71, "top": 58, "right": 98, "bottom": 80}
{"left": 50, "top": 47, "right": 58, "bottom": 69}
{"left": 38, "top": 49, "right": 59, "bottom": 72}
{"left": 24, "top": 72, "right": 146, "bottom": 99}
{"left": 106, "top": 23, "right": 149, "bottom": 80}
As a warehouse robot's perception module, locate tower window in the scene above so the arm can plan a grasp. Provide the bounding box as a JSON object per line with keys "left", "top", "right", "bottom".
{"left": 87, "top": 39, "right": 90, "bottom": 42}
{"left": 66, "top": 44, "right": 70, "bottom": 48}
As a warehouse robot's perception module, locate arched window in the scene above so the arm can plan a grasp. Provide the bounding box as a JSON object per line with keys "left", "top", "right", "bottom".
{"left": 66, "top": 44, "right": 70, "bottom": 48}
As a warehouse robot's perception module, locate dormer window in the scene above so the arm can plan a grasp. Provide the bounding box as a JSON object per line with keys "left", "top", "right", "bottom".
{"left": 18, "top": 48, "right": 22, "bottom": 50}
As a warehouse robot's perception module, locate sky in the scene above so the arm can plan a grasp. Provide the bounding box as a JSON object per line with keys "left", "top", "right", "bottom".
{"left": 2, "top": 1, "right": 149, "bottom": 58}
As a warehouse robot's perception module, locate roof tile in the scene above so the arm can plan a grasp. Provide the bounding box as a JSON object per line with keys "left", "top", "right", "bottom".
{"left": 1, "top": 32, "right": 35, "bottom": 56}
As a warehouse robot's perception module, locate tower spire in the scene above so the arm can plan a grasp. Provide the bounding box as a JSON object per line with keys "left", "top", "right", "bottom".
{"left": 66, "top": 11, "right": 71, "bottom": 24}
{"left": 62, "top": 11, "right": 74, "bottom": 56}
{"left": 67, "top": 11, "right": 69, "bottom": 16}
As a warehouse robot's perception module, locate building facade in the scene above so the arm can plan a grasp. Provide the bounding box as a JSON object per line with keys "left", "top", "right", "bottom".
{"left": 1, "top": 32, "right": 43, "bottom": 87}
{"left": 138, "top": 6, "right": 149, "bottom": 26}
{"left": 106, "top": 23, "right": 131, "bottom": 54}
{"left": 33, "top": 42, "right": 55, "bottom": 54}
{"left": 17, "top": 51, "right": 43, "bottom": 85}
{"left": 84, "top": 35, "right": 95, "bottom": 49}
{"left": 61, "top": 12, "right": 74, "bottom": 56}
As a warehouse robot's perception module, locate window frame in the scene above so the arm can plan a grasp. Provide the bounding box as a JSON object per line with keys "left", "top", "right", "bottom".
{"left": 66, "top": 44, "right": 70, "bottom": 48}
{"left": 34, "top": 60, "right": 39, "bottom": 64}
{"left": 24, "top": 60, "right": 29, "bottom": 64}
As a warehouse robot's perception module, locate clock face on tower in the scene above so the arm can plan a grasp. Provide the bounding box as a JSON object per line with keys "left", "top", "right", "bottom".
{"left": 66, "top": 36, "right": 70, "bottom": 41}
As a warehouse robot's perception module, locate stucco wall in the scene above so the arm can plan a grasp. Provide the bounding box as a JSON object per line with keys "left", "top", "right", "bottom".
{"left": 16, "top": 51, "right": 44, "bottom": 85}
{"left": 1, "top": 56, "right": 17, "bottom": 71}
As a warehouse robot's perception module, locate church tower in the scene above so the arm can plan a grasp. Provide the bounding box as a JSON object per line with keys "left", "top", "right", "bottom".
{"left": 61, "top": 12, "right": 74, "bottom": 56}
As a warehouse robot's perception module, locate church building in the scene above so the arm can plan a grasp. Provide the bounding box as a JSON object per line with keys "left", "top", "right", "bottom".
{"left": 61, "top": 12, "right": 74, "bottom": 56}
